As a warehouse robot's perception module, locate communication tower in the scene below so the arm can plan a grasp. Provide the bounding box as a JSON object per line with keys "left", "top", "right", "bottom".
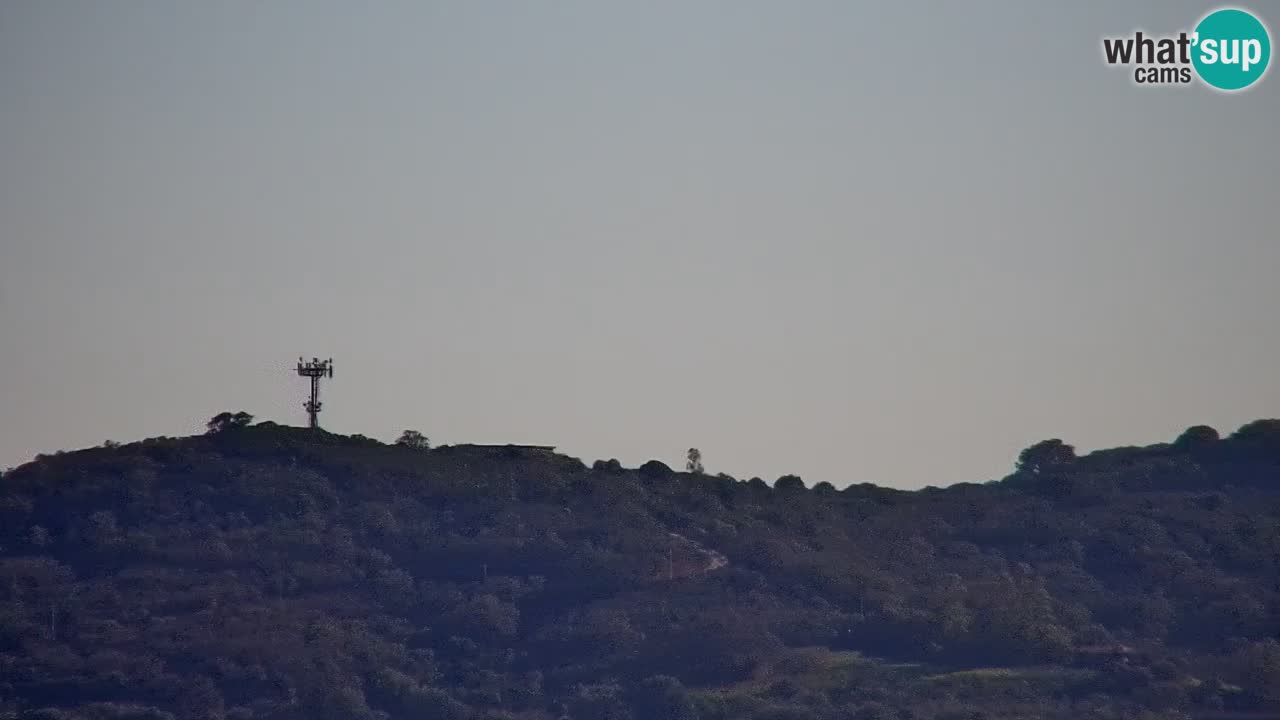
{"left": 295, "top": 357, "right": 333, "bottom": 429}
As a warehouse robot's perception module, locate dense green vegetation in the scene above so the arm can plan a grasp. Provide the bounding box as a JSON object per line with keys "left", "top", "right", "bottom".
{"left": 2, "top": 419, "right": 1279, "bottom": 720}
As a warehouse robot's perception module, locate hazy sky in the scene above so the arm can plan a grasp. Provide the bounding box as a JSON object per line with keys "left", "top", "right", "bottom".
{"left": 3, "top": 1, "right": 1278, "bottom": 488}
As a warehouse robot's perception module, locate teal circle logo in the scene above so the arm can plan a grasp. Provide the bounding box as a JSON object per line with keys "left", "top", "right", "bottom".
{"left": 1192, "top": 8, "right": 1271, "bottom": 90}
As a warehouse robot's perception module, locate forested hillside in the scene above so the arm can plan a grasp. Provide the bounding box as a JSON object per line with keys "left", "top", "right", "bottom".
{"left": 2, "top": 419, "right": 1279, "bottom": 720}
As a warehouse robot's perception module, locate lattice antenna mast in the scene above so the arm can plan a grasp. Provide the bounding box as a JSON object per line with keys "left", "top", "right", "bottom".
{"left": 295, "top": 357, "right": 334, "bottom": 429}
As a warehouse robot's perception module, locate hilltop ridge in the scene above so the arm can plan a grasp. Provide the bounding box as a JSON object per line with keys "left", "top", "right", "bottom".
{"left": 1, "top": 419, "right": 1279, "bottom": 720}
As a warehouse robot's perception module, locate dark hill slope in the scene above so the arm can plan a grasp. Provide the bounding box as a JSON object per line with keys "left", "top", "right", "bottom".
{"left": 1, "top": 421, "right": 1279, "bottom": 720}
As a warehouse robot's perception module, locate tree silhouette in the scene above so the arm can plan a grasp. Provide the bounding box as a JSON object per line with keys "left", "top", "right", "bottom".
{"left": 1174, "top": 425, "right": 1220, "bottom": 449}
{"left": 639, "top": 460, "right": 673, "bottom": 477}
{"left": 686, "top": 448, "right": 704, "bottom": 474}
{"left": 395, "top": 430, "right": 430, "bottom": 450}
{"left": 1016, "top": 439, "right": 1075, "bottom": 474}
{"left": 206, "top": 411, "right": 254, "bottom": 434}
{"left": 775, "top": 474, "right": 805, "bottom": 492}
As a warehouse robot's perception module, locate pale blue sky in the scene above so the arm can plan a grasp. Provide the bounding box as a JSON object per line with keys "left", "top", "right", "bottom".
{"left": 2, "top": 1, "right": 1278, "bottom": 488}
